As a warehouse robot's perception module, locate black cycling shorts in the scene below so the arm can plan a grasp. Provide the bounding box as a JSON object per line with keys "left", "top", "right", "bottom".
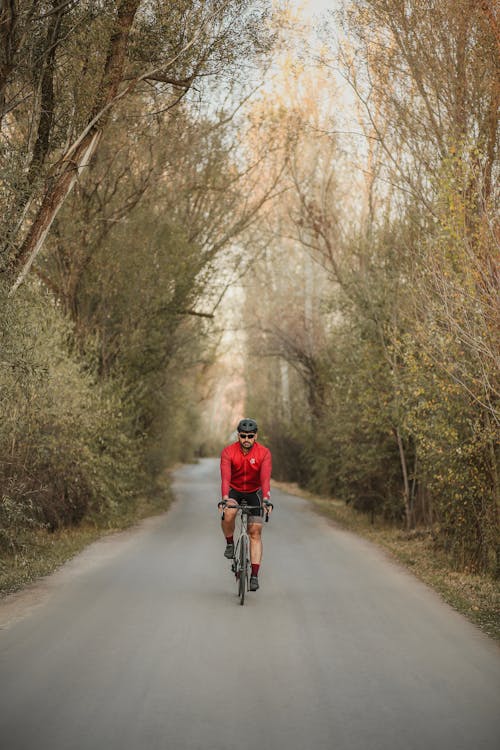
{"left": 228, "top": 488, "right": 263, "bottom": 521}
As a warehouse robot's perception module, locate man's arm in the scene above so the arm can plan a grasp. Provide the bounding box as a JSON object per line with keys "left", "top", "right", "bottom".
{"left": 220, "top": 448, "right": 232, "bottom": 499}
{"left": 260, "top": 448, "right": 272, "bottom": 499}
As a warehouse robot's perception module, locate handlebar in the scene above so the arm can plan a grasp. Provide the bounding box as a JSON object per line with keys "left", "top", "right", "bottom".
{"left": 218, "top": 500, "right": 274, "bottom": 522}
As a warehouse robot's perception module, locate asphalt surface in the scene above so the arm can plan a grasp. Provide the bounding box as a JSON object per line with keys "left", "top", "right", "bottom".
{"left": 0, "top": 458, "right": 499, "bottom": 750}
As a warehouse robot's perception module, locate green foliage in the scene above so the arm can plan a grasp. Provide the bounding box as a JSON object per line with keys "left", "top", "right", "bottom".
{"left": 400, "top": 328, "right": 499, "bottom": 575}
{"left": 0, "top": 481, "right": 45, "bottom": 558}
{"left": 0, "top": 281, "right": 140, "bottom": 552}
{"left": 58, "top": 193, "right": 216, "bottom": 475}
{"left": 260, "top": 320, "right": 406, "bottom": 523}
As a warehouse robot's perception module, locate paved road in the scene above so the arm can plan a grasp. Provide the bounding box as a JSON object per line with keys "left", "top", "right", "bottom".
{"left": 1, "top": 458, "right": 499, "bottom": 750}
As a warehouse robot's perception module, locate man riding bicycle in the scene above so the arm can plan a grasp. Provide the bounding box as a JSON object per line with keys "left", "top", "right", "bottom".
{"left": 220, "top": 418, "right": 272, "bottom": 592}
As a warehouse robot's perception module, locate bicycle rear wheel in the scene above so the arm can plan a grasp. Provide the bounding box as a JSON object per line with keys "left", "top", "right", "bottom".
{"left": 238, "top": 535, "right": 248, "bottom": 605}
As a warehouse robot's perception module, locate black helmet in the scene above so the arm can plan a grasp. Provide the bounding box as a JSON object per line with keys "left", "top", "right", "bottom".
{"left": 237, "top": 418, "right": 258, "bottom": 433}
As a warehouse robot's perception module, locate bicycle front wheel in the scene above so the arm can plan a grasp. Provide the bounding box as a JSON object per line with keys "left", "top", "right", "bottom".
{"left": 238, "top": 535, "right": 248, "bottom": 605}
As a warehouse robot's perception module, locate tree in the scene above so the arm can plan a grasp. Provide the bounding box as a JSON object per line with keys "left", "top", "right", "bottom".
{"left": 236, "top": 0, "right": 499, "bottom": 571}
{"left": 0, "top": 0, "right": 273, "bottom": 291}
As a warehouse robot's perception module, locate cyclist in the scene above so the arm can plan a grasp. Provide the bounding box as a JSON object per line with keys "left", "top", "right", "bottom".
{"left": 220, "top": 418, "right": 272, "bottom": 592}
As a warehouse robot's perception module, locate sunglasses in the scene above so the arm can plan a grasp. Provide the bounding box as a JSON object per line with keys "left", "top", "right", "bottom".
{"left": 239, "top": 432, "right": 256, "bottom": 439}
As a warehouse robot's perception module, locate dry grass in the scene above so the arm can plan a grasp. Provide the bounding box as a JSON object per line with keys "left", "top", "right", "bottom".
{"left": 274, "top": 480, "right": 500, "bottom": 642}
{"left": 0, "top": 525, "right": 106, "bottom": 595}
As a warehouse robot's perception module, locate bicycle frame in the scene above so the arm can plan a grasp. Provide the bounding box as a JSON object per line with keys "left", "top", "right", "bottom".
{"left": 233, "top": 508, "right": 250, "bottom": 605}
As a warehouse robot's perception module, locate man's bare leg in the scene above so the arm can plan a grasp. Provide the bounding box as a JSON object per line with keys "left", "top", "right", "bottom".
{"left": 221, "top": 508, "right": 237, "bottom": 540}
{"left": 248, "top": 521, "right": 263, "bottom": 564}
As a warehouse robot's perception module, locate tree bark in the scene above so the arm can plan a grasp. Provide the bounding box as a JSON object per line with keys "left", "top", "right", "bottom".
{"left": 27, "top": 0, "right": 64, "bottom": 182}
{"left": 395, "top": 427, "right": 413, "bottom": 531}
{"left": 0, "top": 0, "right": 17, "bottom": 125}
{"left": 479, "top": 1, "right": 500, "bottom": 57}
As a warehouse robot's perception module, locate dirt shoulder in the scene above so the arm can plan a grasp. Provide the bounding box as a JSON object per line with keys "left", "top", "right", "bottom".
{"left": 273, "top": 480, "right": 500, "bottom": 642}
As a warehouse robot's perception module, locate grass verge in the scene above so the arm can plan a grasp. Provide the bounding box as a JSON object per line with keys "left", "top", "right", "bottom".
{"left": 0, "top": 481, "right": 173, "bottom": 598}
{"left": 274, "top": 480, "right": 500, "bottom": 642}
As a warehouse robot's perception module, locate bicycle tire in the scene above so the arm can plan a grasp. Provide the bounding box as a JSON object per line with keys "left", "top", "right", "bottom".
{"left": 238, "top": 535, "right": 248, "bottom": 605}
{"left": 233, "top": 539, "right": 240, "bottom": 587}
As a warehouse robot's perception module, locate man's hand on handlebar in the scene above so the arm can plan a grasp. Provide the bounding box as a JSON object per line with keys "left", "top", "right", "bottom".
{"left": 218, "top": 499, "right": 240, "bottom": 519}
{"left": 218, "top": 496, "right": 230, "bottom": 511}
{"left": 263, "top": 499, "right": 273, "bottom": 522}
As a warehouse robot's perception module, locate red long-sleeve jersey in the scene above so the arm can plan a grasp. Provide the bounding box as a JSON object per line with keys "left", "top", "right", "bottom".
{"left": 220, "top": 441, "right": 272, "bottom": 498}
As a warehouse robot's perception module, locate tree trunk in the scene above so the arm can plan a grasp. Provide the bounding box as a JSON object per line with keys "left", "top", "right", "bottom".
{"left": 395, "top": 427, "right": 413, "bottom": 531}
{"left": 479, "top": 1, "right": 500, "bottom": 57}
{"left": 0, "top": 0, "right": 17, "bottom": 126}
{"left": 27, "top": 0, "right": 64, "bottom": 182}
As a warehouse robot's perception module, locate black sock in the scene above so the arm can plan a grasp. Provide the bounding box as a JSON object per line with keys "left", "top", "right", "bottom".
{"left": 226, "top": 536, "right": 234, "bottom": 545}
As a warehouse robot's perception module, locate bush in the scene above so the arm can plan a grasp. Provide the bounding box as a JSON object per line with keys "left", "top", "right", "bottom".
{"left": 0, "top": 282, "right": 140, "bottom": 548}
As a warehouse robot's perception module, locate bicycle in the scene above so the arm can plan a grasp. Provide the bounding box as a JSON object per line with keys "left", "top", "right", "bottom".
{"left": 218, "top": 499, "right": 273, "bottom": 605}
